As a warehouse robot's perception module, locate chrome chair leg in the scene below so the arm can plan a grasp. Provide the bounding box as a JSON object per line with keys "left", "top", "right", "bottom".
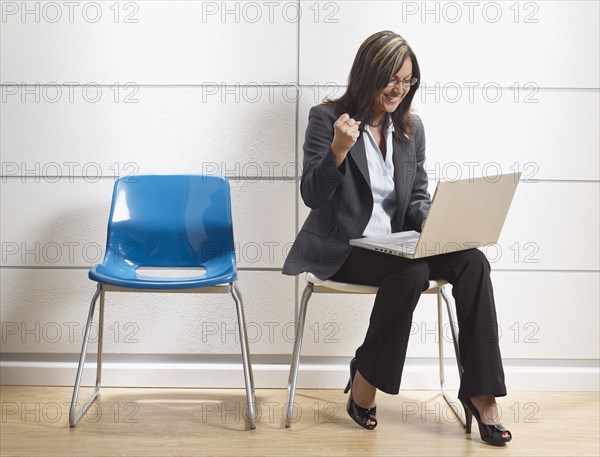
{"left": 441, "top": 286, "right": 463, "bottom": 376}
{"left": 70, "top": 283, "right": 105, "bottom": 427}
{"left": 230, "top": 282, "right": 256, "bottom": 429}
{"left": 285, "top": 282, "right": 313, "bottom": 427}
{"left": 438, "top": 286, "right": 466, "bottom": 427}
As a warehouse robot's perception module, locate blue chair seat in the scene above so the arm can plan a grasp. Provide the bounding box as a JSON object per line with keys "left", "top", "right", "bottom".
{"left": 89, "top": 261, "right": 237, "bottom": 290}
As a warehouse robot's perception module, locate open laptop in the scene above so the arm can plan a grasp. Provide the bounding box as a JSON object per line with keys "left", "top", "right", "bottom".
{"left": 349, "top": 172, "right": 521, "bottom": 259}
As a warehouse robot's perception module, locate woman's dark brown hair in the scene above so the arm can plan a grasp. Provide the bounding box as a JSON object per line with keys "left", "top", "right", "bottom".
{"left": 326, "top": 30, "right": 421, "bottom": 142}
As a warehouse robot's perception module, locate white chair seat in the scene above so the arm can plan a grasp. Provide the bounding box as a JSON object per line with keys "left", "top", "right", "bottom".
{"left": 306, "top": 272, "right": 448, "bottom": 294}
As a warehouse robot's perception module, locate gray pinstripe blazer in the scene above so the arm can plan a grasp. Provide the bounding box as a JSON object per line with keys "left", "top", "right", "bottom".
{"left": 282, "top": 103, "right": 431, "bottom": 279}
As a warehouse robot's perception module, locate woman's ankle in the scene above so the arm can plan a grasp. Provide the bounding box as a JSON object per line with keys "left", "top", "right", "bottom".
{"left": 351, "top": 370, "right": 377, "bottom": 409}
{"left": 470, "top": 395, "right": 501, "bottom": 426}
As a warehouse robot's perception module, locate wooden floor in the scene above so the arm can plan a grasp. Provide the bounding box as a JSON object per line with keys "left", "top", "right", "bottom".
{"left": 1, "top": 386, "right": 598, "bottom": 456}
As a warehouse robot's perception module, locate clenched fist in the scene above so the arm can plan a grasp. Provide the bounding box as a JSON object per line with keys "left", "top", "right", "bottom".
{"left": 331, "top": 113, "right": 361, "bottom": 167}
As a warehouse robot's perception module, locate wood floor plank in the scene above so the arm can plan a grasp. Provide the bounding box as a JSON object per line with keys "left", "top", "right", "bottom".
{"left": 1, "top": 386, "right": 598, "bottom": 456}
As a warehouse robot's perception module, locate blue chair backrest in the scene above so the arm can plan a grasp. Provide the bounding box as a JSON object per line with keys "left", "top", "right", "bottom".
{"left": 103, "top": 175, "right": 236, "bottom": 270}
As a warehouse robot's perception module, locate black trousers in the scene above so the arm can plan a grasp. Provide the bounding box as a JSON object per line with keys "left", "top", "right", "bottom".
{"left": 330, "top": 247, "right": 507, "bottom": 400}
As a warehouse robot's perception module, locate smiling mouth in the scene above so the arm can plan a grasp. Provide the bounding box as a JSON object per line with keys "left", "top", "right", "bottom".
{"left": 385, "top": 94, "right": 400, "bottom": 103}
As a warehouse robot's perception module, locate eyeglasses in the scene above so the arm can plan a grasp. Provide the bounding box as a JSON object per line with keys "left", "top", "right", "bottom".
{"left": 387, "top": 77, "right": 418, "bottom": 89}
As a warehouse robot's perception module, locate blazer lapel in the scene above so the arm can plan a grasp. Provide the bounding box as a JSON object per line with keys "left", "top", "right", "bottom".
{"left": 349, "top": 135, "right": 370, "bottom": 187}
{"left": 392, "top": 136, "right": 415, "bottom": 228}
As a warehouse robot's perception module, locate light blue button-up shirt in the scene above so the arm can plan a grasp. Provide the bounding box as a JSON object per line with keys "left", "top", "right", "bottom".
{"left": 362, "top": 118, "right": 397, "bottom": 237}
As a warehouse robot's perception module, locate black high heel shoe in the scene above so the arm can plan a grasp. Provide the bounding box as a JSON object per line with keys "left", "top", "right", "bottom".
{"left": 343, "top": 357, "right": 377, "bottom": 430}
{"left": 461, "top": 397, "right": 512, "bottom": 445}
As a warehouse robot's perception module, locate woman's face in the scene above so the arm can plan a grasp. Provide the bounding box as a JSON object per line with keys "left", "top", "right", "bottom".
{"left": 372, "top": 57, "right": 414, "bottom": 119}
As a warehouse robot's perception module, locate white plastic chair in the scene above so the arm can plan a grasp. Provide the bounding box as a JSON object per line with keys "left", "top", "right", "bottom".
{"left": 285, "top": 272, "right": 466, "bottom": 428}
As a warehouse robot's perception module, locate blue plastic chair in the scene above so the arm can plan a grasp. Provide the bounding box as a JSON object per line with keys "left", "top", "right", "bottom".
{"left": 69, "top": 175, "right": 256, "bottom": 428}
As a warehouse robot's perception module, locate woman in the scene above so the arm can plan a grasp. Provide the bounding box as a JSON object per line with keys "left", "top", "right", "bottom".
{"left": 282, "top": 31, "right": 512, "bottom": 445}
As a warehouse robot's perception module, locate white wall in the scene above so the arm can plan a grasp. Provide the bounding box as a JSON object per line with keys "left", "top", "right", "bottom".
{"left": 1, "top": 0, "right": 598, "bottom": 391}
